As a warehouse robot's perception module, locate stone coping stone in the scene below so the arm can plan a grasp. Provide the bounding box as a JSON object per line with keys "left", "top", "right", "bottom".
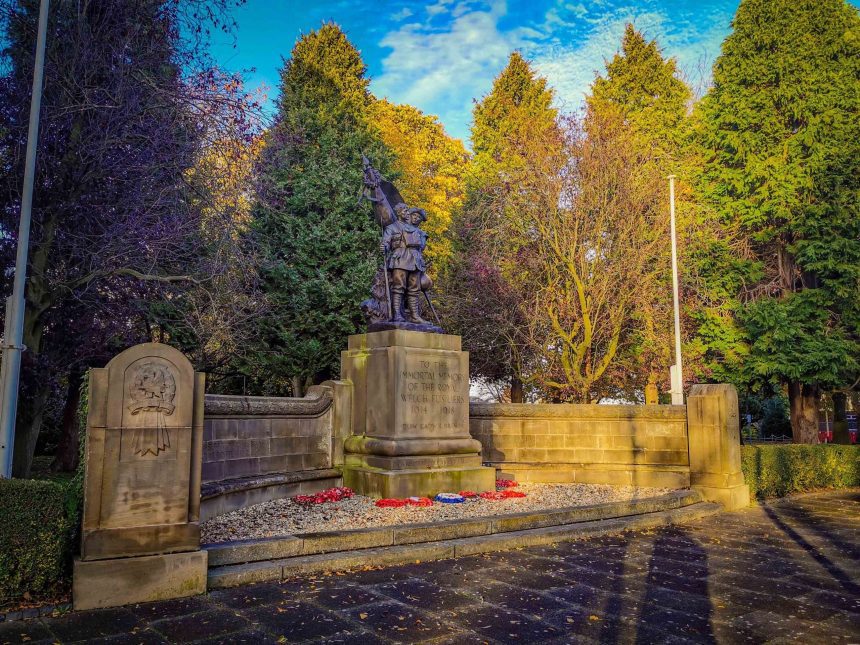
{"left": 207, "top": 501, "right": 721, "bottom": 589}
{"left": 204, "top": 489, "right": 701, "bottom": 568}
{"left": 347, "top": 330, "right": 461, "bottom": 351}
{"left": 200, "top": 469, "right": 341, "bottom": 500}
{"left": 469, "top": 402, "right": 687, "bottom": 419}
{"left": 203, "top": 386, "right": 332, "bottom": 417}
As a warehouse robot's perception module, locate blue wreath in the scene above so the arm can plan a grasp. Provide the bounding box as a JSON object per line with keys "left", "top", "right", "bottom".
{"left": 434, "top": 493, "right": 466, "bottom": 504}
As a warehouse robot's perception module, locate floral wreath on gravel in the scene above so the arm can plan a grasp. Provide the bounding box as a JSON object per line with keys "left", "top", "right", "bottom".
{"left": 372, "top": 482, "right": 528, "bottom": 508}
{"left": 374, "top": 496, "right": 435, "bottom": 508}
{"left": 292, "top": 487, "right": 353, "bottom": 505}
{"left": 434, "top": 493, "right": 466, "bottom": 504}
{"left": 480, "top": 489, "right": 527, "bottom": 500}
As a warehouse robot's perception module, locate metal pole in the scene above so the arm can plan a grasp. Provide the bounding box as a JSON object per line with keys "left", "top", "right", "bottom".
{"left": 667, "top": 175, "right": 684, "bottom": 405}
{"left": 0, "top": 0, "right": 50, "bottom": 478}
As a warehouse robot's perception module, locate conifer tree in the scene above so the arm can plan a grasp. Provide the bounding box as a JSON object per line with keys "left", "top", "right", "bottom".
{"left": 589, "top": 24, "right": 691, "bottom": 164}
{"left": 247, "top": 23, "right": 393, "bottom": 394}
{"left": 469, "top": 52, "right": 559, "bottom": 188}
{"left": 446, "top": 52, "right": 560, "bottom": 402}
{"left": 698, "top": 0, "right": 860, "bottom": 441}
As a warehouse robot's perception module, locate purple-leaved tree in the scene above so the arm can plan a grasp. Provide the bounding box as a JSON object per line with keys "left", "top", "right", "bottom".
{"left": 0, "top": 0, "right": 263, "bottom": 475}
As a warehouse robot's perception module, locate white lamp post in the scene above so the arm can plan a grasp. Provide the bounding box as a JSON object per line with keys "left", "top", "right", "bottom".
{"left": 667, "top": 175, "right": 684, "bottom": 405}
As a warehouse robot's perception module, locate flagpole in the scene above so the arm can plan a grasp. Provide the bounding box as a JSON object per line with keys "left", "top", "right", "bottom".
{"left": 667, "top": 174, "right": 684, "bottom": 405}
{"left": 0, "top": 0, "right": 50, "bottom": 477}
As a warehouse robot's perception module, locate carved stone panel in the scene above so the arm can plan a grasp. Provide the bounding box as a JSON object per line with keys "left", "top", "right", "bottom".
{"left": 81, "top": 343, "right": 204, "bottom": 560}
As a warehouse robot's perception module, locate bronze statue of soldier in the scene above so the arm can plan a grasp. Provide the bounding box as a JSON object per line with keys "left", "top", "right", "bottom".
{"left": 359, "top": 156, "right": 443, "bottom": 333}
{"left": 382, "top": 203, "right": 429, "bottom": 324}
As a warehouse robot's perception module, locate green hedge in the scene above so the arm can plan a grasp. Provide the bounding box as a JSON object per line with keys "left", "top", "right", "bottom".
{"left": 0, "top": 478, "right": 75, "bottom": 605}
{"left": 741, "top": 444, "right": 860, "bottom": 499}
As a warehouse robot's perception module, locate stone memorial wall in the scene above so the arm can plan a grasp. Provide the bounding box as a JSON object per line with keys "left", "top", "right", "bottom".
{"left": 469, "top": 402, "right": 691, "bottom": 488}
{"left": 199, "top": 381, "right": 352, "bottom": 519}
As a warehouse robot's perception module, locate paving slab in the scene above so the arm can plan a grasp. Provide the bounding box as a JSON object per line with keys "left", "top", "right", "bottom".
{"left": 4, "top": 489, "right": 859, "bottom": 644}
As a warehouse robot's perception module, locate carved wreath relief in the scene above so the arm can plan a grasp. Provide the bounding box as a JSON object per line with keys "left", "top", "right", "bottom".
{"left": 127, "top": 362, "right": 176, "bottom": 456}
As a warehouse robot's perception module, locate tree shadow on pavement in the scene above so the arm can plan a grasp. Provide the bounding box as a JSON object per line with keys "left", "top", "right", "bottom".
{"left": 762, "top": 503, "right": 860, "bottom": 595}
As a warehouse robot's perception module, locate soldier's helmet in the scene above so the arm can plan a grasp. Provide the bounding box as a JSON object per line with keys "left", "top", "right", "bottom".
{"left": 408, "top": 207, "right": 427, "bottom": 223}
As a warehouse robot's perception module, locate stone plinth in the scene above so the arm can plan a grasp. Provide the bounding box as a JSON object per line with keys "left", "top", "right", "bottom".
{"left": 74, "top": 343, "right": 207, "bottom": 610}
{"left": 341, "top": 330, "right": 495, "bottom": 497}
{"left": 687, "top": 384, "right": 750, "bottom": 511}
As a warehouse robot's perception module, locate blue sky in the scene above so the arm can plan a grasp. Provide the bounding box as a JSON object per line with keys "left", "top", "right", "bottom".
{"left": 206, "top": 0, "right": 771, "bottom": 142}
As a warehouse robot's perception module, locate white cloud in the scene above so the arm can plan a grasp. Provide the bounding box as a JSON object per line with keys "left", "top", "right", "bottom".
{"left": 529, "top": 10, "right": 666, "bottom": 111}
{"left": 392, "top": 7, "right": 414, "bottom": 21}
{"left": 528, "top": 3, "right": 731, "bottom": 111}
{"left": 426, "top": 0, "right": 457, "bottom": 18}
{"left": 372, "top": 0, "right": 734, "bottom": 140}
{"left": 372, "top": 0, "right": 533, "bottom": 142}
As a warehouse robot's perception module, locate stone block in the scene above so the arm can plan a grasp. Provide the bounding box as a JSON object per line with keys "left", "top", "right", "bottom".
{"left": 82, "top": 523, "right": 199, "bottom": 560}
{"left": 302, "top": 452, "right": 329, "bottom": 470}
{"left": 300, "top": 527, "right": 393, "bottom": 555}
{"left": 342, "top": 331, "right": 494, "bottom": 498}
{"left": 342, "top": 465, "right": 495, "bottom": 499}
{"left": 206, "top": 536, "right": 303, "bottom": 567}
{"left": 273, "top": 418, "right": 318, "bottom": 438}
{"left": 347, "top": 453, "right": 482, "bottom": 470}
{"left": 570, "top": 448, "right": 606, "bottom": 463}
{"left": 393, "top": 519, "right": 493, "bottom": 545}
{"left": 80, "top": 343, "right": 204, "bottom": 561}
{"left": 207, "top": 559, "right": 283, "bottom": 589}
{"left": 73, "top": 550, "right": 207, "bottom": 610}
{"left": 277, "top": 454, "right": 305, "bottom": 472}
{"left": 237, "top": 420, "right": 270, "bottom": 440}
{"left": 644, "top": 435, "right": 688, "bottom": 452}
{"left": 268, "top": 437, "right": 295, "bottom": 457}
{"left": 322, "top": 379, "right": 353, "bottom": 467}
{"left": 213, "top": 420, "right": 237, "bottom": 441}
{"left": 223, "top": 440, "right": 251, "bottom": 460}
{"left": 687, "top": 384, "right": 750, "bottom": 510}
{"left": 522, "top": 419, "right": 550, "bottom": 435}
{"left": 348, "top": 329, "right": 461, "bottom": 351}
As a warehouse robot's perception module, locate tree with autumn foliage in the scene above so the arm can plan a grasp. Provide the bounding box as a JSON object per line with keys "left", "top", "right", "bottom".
{"left": 370, "top": 100, "right": 469, "bottom": 278}
{"left": 446, "top": 52, "right": 561, "bottom": 402}
{"left": 697, "top": 0, "right": 860, "bottom": 442}
{"left": 585, "top": 25, "right": 703, "bottom": 399}
{"left": 487, "top": 109, "right": 669, "bottom": 403}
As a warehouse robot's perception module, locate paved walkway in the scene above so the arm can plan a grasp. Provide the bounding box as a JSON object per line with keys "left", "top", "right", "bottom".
{"left": 2, "top": 490, "right": 858, "bottom": 644}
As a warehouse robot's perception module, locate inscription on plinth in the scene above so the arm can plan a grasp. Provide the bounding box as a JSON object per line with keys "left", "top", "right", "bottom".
{"left": 395, "top": 351, "right": 468, "bottom": 436}
{"left": 342, "top": 331, "right": 495, "bottom": 498}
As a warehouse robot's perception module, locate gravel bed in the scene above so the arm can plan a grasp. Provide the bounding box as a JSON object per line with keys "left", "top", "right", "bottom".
{"left": 201, "top": 483, "right": 675, "bottom": 544}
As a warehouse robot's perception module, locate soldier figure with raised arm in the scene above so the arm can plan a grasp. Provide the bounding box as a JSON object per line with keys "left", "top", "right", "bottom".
{"left": 381, "top": 203, "right": 429, "bottom": 324}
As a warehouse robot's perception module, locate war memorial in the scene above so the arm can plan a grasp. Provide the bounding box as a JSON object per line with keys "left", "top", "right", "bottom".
{"left": 68, "top": 160, "right": 750, "bottom": 612}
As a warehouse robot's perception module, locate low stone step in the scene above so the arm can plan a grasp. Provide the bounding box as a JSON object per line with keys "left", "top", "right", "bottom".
{"left": 208, "top": 500, "right": 721, "bottom": 589}
{"left": 205, "top": 489, "right": 702, "bottom": 568}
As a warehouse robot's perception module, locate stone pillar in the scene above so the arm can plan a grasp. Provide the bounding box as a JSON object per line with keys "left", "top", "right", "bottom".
{"left": 321, "top": 379, "right": 354, "bottom": 467}
{"left": 687, "top": 383, "right": 750, "bottom": 510}
{"left": 645, "top": 375, "right": 659, "bottom": 405}
{"left": 341, "top": 330, "right": 495, "bottom": 498}
{"left": 73, "top": 343, "right": 207, "bottom": 610}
